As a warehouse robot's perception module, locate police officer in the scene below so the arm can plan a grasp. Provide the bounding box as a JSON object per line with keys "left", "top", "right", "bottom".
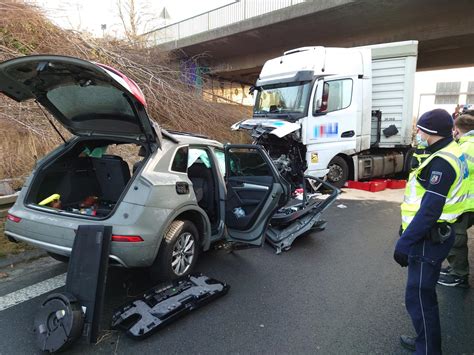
{"left": 437, "top": 112, "right": 474, "bottom": 288}
{"left": 394, "top": 109, "right": 469, "bottom": 354}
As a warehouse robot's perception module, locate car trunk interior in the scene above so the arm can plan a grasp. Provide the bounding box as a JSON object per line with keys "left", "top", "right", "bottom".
{"left": 26, "top": 139, "right": 147, "bottom": 218}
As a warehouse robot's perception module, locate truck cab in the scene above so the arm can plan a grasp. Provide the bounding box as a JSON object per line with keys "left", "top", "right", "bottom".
{"left": 233, "top": 41, "right": 418, "bottom": 188}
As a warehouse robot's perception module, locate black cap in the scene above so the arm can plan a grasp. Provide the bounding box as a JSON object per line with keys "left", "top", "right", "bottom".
{"left": 417, "top": 109, "right": 453, "bottom": 137}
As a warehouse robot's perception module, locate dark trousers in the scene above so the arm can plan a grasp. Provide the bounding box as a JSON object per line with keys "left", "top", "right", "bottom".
{"left": 405, "top": 231, "right": 454, "bottom": 355}
{"left": 447, "top": 212, "right": 474, "bottom": 277}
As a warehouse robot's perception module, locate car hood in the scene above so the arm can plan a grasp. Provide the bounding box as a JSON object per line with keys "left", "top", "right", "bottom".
{"left": 0, "top": 55, "right": 158, "bottom": 143}
{"left": 231, "top": 118, "right": 300, "bottom": 138}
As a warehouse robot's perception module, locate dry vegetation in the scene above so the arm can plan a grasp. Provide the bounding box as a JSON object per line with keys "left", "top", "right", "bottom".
{"left": 0, "top": 0, "right": 251, "bottom": 183}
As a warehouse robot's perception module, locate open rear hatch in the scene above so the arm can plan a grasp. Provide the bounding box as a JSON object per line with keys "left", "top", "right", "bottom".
{"left": 0, "top": 55, "right": 158, "bottom": 142}
{"left": 0, "top": 55, "right": 159, "bottom": 218}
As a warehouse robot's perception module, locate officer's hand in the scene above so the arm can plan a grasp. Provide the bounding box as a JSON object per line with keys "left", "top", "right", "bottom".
{"left": 393, "top": 250, "right": 409, "bottom": 267}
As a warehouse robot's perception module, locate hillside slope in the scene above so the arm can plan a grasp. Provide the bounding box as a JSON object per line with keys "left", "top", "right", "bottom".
{"left": 0, "top": 0, "right": 251, "bottom": 181}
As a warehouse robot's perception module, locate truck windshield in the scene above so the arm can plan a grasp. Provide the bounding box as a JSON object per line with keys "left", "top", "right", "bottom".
{"left": 254, "top": 81, "right": 312, "bottom": 116}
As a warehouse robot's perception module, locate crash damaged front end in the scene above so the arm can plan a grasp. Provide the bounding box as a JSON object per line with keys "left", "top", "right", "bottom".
{"left": 232, "top": 119, "right": 340, "bottom": 253}
{"left": 232, "top": 118, "right": 307, "bottom": 190}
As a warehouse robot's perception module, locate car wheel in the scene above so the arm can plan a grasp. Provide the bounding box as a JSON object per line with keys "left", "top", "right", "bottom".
{"left": 150, "top": 220, "right": 199, "bottom": 282}
{"left": 327, "top": 156, "right": 349, "bottom": 188}
{"left": 47, "top": 252, "right": 69, "bottom": 263}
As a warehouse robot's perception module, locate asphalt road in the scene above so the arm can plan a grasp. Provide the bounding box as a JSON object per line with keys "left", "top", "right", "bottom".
{"left": 0, "top": 198, "right": 473, "bottom": 354}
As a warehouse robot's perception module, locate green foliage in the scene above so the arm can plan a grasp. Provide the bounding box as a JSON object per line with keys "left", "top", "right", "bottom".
{"left": 0, "top": 27, "right": 32, "bottom": 55}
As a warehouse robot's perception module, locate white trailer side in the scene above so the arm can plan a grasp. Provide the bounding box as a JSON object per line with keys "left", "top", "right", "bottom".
{"left": 360, "top": 41, "right": 418, "bottom": 147}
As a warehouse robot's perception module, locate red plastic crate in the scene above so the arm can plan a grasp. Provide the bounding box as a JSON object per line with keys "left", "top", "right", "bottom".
{"left": 372, "top": 179, "right": 407, "bottom": 189}
{"left": 369, "top": 180, "right": 387, "bottom": 192}
{"left": 345, "top": 180, "right": 387, "bottom": 192}
{"left": 387, "top": 179, "right": 406, "bottom": 189}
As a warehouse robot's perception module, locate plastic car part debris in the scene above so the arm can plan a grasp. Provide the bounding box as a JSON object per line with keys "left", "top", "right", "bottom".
{"left": 65, "top": 225, "right": 112, "bottom": 343}
{"left": 111, "top": 274, "right": 229, "bottom": 339}
{"left": 33, "top": 225, "right": 112, "bottom": 353}
{"left": 33, "top": 292, "right": 84, "bottom": 353}
{"left": 266, "top": 175, "right": 340, "bottom": 254}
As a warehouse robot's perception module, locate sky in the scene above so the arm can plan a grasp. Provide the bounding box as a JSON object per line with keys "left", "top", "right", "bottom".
{"left": 31, "top": 0, "right": 232, "bottom": 37}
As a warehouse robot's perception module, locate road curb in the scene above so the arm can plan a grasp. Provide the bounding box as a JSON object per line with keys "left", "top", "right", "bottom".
{"left": 0, "top": 249, "right": 47, "bottom": 269}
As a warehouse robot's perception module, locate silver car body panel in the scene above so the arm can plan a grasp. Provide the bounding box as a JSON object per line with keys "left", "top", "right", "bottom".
{"left": 5, "top": 134, "right": 224, "bottom": 268}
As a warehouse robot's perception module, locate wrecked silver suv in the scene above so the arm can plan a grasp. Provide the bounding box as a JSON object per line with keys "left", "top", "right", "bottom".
{"left": 2, "top": 55, "right": 338, "bottom": 281}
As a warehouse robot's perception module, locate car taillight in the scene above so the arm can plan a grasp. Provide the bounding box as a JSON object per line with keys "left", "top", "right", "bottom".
{"left": 111, "top": 235, "right": 144, "bottom": 242}
{"left": 7, "top": 213, "right": 21, "bottom": 223}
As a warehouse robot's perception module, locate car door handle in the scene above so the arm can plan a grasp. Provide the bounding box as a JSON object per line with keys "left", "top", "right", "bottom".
{"left": 234, "top": 183, "right": 269, "bottom": 191}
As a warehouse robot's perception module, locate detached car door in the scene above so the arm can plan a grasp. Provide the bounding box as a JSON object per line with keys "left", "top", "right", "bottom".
{"left": 224, "top": 144, "right": 289, "bottom": 246}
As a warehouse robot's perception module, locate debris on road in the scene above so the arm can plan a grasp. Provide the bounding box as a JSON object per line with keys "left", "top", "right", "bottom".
{"left": 112, "top": 274, "right": 229, "bottom": 339}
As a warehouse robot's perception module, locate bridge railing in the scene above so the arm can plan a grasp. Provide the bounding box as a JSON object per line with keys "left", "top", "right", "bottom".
{"left": 144, "top": 0, "right": 306, "bottom": 46}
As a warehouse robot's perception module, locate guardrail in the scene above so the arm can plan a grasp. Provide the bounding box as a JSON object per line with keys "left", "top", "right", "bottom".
{"left": 144, "top": 0, "right": 306, "bottom": 46}
{"left": 0, "top": 193, "right": 17, "bottom": 218}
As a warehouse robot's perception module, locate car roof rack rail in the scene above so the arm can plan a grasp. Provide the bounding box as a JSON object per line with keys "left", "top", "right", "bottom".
{"left": 166, "top": 130, "right": 210, "bottom": 139}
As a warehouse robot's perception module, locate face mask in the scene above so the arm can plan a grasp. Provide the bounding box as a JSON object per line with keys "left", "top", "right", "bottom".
{"left": 416, "top": 133, "right": 429, "bottom": 148}
{"left": 453, "top": 130, "right": 461, "bottom": 142}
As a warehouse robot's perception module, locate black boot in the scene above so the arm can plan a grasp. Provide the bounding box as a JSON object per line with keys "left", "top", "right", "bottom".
{"left": 400, "top": 335, "right": 416, "bottom": 351}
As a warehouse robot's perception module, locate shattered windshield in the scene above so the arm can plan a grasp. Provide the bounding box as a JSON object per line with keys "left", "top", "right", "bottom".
{"left": 254, "top": 81, "right": 312, "bottom": 115}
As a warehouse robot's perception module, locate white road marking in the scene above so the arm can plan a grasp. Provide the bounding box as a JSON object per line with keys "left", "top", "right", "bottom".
{"left": 0, "top": 273, "right": 66, "bottom": 312}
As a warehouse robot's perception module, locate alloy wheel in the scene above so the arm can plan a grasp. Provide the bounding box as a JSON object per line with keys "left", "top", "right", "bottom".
{"left": 171, "top": 232, "right": 195, "bottom": 276}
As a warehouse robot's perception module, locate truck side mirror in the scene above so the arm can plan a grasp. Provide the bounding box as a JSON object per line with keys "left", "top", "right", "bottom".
{"left": 249, "top": 85, "right": 260, "bottom": 95}
{"left": 314, "top": 81, "right": 329, "bottom": 115}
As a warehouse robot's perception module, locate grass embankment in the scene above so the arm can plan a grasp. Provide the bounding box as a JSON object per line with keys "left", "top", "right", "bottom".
{"left": 0, "top": 217, "right": 34, "bottom": 258}
{"left": 0, "top": 0, "right": 251, "bottom": 183}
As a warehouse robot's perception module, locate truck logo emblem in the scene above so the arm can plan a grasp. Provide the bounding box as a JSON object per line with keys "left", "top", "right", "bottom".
{"left": 314, "top": 123, "right": 338, "bottom": 138}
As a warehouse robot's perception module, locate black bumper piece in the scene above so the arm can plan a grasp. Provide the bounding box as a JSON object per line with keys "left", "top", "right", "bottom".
{"left": 111, "top": 274, "right": 229, "bottom": 339}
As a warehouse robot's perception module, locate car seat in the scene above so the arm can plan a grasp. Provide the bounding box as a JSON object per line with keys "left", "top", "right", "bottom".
{"left": 92, "top": 155, "right": 131, "bottom": 202}
{"left": 188, "top": 162, "right": 215, "bottom": 220}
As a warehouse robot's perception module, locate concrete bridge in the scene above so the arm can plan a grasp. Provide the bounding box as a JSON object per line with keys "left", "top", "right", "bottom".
{"left": 148, "top": 0, "right": 474, "bottom": 85}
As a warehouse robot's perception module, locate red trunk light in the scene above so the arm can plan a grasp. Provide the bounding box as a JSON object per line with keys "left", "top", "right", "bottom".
{"left": 7, "top": 213, "right": 21, "bottom": 223}
{"left": 111, "top": 235, "right": 143, "bottom": 242}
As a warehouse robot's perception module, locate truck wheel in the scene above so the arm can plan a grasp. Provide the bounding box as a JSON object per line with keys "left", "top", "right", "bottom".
{"left": 327, "top": 156, "right": 349, "bottom": 188}
{"left": 47, "top": 252, "right": 69, "bottom": 264}
{"left": 150, "top": 220, "right": 199, "bottom": 282}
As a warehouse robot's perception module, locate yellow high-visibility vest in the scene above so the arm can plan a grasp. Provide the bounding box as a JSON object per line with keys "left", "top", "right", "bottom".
{"left": 401, "top": 141, "right": 469, "bottom": 230}
{"left": 459, "top": 134, "right": 474, "bottom": 212}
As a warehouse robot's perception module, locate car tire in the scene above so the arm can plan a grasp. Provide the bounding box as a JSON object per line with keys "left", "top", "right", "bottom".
{"left": 150, "top": 220, "right": 200, "bottom": 282}
{"left": 327, "top": 156, "right": 349, "bottom": 188}
{"left": 47, "top": 252, "right": 69, "bottom": 263}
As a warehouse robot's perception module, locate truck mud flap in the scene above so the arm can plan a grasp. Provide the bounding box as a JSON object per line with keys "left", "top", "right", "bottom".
{"left": 111, "top": 274, "right": 229, "bottom": 339}
{"left": 267, "top": 175, "right": 340, "bottom": 254}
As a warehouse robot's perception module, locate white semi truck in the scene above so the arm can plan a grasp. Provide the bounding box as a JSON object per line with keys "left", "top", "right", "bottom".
{"left": 232, "top": 40, "right": 418, "bottom": 188}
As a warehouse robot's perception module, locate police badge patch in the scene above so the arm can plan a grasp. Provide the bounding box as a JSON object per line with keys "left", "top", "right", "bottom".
{"left": 430, "top": 171, "right": 442, "bottom": 185}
